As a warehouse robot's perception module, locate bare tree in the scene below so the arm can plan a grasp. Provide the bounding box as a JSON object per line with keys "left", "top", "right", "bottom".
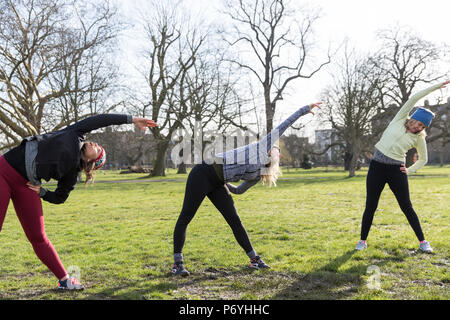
{"left": 373, "top": 26, "right": 444, "bottom": 106}
{"left": 134, "top": 2, "right": 205, "bottom": 177}
{"left": 0, "top": 0, "right": 121, "bottom": 151}
{"left": 51, "top": 1, "right": 123, "bottom": 127}
{"left": 321, "top": 50, "right": 385, "bottom": 177}
{"left": 222, "top": 0, "right": 330, "bottom": 132}
{"left": 173, "top": 54, "right": 256, "bottom": 173}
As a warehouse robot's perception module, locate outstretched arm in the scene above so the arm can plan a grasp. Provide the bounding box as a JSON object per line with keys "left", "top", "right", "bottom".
{"left": 217, "top": 102, "right": 320, "bottom": 165}
{"left": 132, "top": 117, "right": 158, "bottom": 131}
{"left": 65, "top": 114, "right": 157, "bottom": 136}
{"left": 256, "top": 102, "right": 321, "bottom": 163}
{"left": 391, "top": 81, "right": 449, "bottom": 124}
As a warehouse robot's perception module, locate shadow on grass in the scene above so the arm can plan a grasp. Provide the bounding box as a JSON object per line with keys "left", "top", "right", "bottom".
{"left": 272, "top": 250, "right": 359, "bottom": 300}
{"left": 74, "top": 248, "right": 413, "bottom": 300}
{"left": 78, "top": 250, "right": 410, "bottom": 300}
{"left": 81, "top": 265, "right": 258, "bottom": 300}
{"left": 2, "top": 248, "right": 413, "bottom": 300}
{"left": 271, "top": 249, "right": 411, "bottom": 300}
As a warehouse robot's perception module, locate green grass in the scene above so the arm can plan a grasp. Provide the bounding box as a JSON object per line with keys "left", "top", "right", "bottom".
{"left": 0, "top": 165, "right": 448, "bottom": 300}
{"left": 77, "top": 167, "right": 184, "bottom": 182}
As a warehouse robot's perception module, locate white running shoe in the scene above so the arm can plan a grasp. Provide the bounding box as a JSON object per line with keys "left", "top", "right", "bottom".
{"left": 58, "top": 276, "right": 84, "bottom": 290}
{"left": 419, "top": 241, "right": 433, "bottom": 253}
{"left": 355, "top": 240, "right": 367, "bottom": 251}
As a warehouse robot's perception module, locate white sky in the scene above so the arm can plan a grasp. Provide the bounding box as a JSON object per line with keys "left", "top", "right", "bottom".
{"left": 116, "top": 0, "right": 450, "bottom": 140}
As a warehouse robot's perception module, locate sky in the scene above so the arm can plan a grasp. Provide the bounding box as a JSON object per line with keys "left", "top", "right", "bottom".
{"left": 116, "top": 0, "right": 450, "bottom": 140}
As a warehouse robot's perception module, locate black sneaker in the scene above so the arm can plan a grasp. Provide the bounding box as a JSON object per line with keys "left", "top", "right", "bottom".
{"left": 171, "top": 261, "right": 190, "bottom": 276}
{"left": 250, "top": 256, "right": 270, "bottom": 269}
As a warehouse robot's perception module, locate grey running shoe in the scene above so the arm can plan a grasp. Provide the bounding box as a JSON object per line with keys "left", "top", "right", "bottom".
{"left": 419, "top": 241, "right": 433, "bottom": 253}
{"left": 58, "top": 277, "right": 84, "bottom": 290}
{"left": 171, "top": 261, "right": 190, "bottom": 276}
{"left": 250, "top": 256, "right": 270, "bottom": 269}
{"left": 355, "top": 240, "right": 367, "bottom": 251}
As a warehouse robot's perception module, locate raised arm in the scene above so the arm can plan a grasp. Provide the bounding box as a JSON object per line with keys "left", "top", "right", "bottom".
{"left": 65, "top": 114, "right": 157, "bottom": 136}
{"left": 391, "top": 81, "right": 448, "bottom": 124}
{"left": 218, "top": 102, "right": 320, "bottom": 165}
{"left": 256, "top": 102, "right": 321, "bottom": 163}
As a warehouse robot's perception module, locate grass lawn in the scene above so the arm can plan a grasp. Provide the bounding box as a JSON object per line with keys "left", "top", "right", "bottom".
{"left": 0, "top": 165, "right": 448, "bottom": 300}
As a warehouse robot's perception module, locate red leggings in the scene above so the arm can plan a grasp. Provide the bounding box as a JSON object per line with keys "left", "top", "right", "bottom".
{"left": 0, "top": 156, "right": 67, "bottom": 279}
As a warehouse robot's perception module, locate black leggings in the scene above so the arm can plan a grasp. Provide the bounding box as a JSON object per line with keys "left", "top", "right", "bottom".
{"left": 360, "top": 160, "right": 425, "bottom": 241}
{"left": 173, "top": 162, "right": 254, "bottom": 254}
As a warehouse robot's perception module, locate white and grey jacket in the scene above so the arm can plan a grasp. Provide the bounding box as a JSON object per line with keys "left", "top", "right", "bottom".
{"left": 216, "top": 105, "right": 311, "bottom": 192}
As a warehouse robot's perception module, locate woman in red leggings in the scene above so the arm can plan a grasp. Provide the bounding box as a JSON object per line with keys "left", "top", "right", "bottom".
{"left": 0, "top": 114, "right": 157, "bottom": 290}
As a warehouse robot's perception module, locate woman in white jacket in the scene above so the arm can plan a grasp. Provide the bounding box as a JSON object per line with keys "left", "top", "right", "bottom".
{"left": 355, "top": 80, "right": 449, "bottom": 253}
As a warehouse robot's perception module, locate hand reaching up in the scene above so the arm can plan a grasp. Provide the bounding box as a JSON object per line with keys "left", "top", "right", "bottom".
{"left": 133, "top": 117, "right": 158, "bottom": 131}
{"left": 309, "top": 102, "right": 322, "bottom": 115}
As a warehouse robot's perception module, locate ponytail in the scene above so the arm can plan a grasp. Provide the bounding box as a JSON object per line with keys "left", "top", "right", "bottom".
{"left": 80, "top": 159, "right": 96, "bottom": 187}
{"left": 80, "top": 142, "right": 96, "bottom": 187}
{"left": 260, "top": 147, "right": 282, "bottom": 187}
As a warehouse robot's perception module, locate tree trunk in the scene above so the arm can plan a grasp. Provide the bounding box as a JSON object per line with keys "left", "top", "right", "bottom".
{"left": 177, "top": 163, "right": 187, "bottom": 174}
{"left": 344, "top": 151, "right": 352, "bottom": 171}
{"left": 151, "top": 140, "right": 169, "bottom": 177}
{"left": 348, "top": 153, "right": 359, "bottom": 177}
{"left": 348, "top": 167, "right": 356, "bottom": 177}
{"left": 348, "top": 146, "right": 361, "bottom": 178}
{"left": 265, "top": 100, "right": 275, "bottom": 133}
{"left": 440, "top": 139, "right": 447, "bottom": 167}
{"left": 176, "top": 146, "right": 188, "bottom": 174}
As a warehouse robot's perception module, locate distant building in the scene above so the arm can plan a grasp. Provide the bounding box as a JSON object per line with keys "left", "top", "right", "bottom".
{"left": 425, "top": 97, "right": 450, "bottom": 164}
{"left": 280, "top": 135, "right": 311, "bottom": 167}
{"left": 314, "top": 129, "right": 343, "bottom": 165}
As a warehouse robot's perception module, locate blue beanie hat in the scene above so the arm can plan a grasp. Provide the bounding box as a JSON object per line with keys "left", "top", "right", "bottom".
{"left": 411, "top": 107, "right": 435, "bottom": 127}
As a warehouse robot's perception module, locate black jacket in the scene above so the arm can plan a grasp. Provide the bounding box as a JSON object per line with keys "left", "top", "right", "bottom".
{"left": 9, "top": 114, "right": 131, "bottom": 204}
